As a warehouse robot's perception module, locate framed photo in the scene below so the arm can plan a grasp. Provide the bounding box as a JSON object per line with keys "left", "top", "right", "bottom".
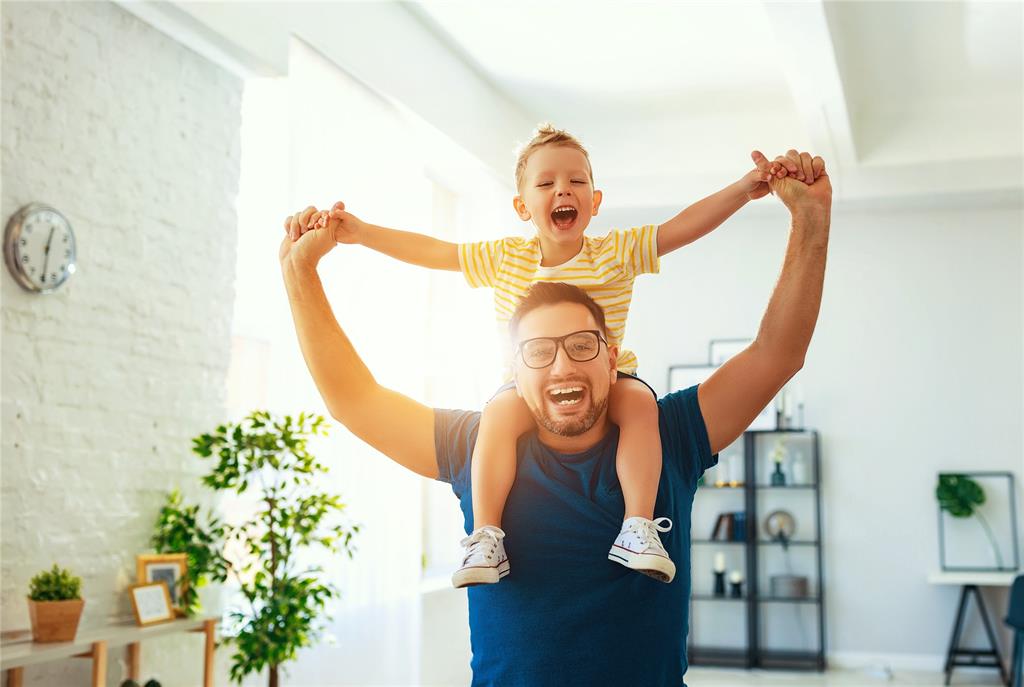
{"left": 129, "top": 582, "right": 175, "bottom": 626}
{"left": 137, "top": 553, "right": 188, "bottom": 616}
{"left": 708, "top": 338, "right": 752, "bottom": 366}
{"left": 667, "top": 363, "right": 776, "bottom": 431}
{"left": 938, "top": 471, "right": 1020, "bottom": 572}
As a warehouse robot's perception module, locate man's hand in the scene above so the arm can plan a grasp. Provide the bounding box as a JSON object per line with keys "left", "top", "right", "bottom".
{"left": 751, "top": 149, "right": 831, "bottom": 216}
{"left": 280, "top": 205, "right": 337, "bottom": 271}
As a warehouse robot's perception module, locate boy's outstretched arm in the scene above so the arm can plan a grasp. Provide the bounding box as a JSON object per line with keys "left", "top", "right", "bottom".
{"left": 318, "top": 201, "right": 460, "bottom": 271}
{"left": 656, "top": 151, "right": 807, "bottom": 257}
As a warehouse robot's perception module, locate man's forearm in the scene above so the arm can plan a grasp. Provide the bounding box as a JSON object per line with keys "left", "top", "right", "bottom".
{"left": 754, "top": 207, "right": 830, "bottom": 368}
{"left": 657, "top": 181, "right": 749, "bottom": 256}
{"left": 361, "top": 224, "right": 460, "bottom": 271}
{"left": 281, "top": 259, "right": 377, "bottom": 422}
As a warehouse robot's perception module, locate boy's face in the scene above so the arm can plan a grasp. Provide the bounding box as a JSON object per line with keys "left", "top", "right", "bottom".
{"left": 513, "top": 145, "right": 603, "bottom": 252}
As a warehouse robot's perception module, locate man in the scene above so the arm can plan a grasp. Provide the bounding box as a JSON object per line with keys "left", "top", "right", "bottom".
{"left": 280, "top": 149, "right": 830, "bottom": 686}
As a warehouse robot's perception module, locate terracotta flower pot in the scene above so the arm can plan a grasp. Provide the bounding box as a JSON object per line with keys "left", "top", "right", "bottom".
{"left": 27, "top": 598, "right": 84, "bottom": 643}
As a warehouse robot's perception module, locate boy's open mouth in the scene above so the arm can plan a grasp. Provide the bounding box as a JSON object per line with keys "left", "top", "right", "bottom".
{"left": 551, "top": 206, "right": 578, "bottom": 229}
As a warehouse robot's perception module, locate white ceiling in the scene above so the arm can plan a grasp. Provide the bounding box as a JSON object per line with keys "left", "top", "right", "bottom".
{"left": 125, "top": 0, "right": 1023, "bottom": 208}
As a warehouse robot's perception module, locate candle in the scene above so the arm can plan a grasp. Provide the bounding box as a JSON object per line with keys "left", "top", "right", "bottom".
{"left": 714, "top": 553, "right": 726, "bottom": 573}
{"left": 729, "top": 570, "right": 743, "bottom": 584}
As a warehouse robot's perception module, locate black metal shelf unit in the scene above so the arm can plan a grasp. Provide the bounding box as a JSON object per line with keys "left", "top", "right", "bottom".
{"left": 687, "top": 429, "right": 826, "bottom": 672}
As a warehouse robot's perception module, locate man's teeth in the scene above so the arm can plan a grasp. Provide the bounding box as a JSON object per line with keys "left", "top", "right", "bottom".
{"left": 549, "top": 386, "right": 584, "bottom": 405}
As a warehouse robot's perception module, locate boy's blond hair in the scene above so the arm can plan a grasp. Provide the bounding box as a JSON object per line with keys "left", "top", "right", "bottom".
{"left": 514, "top": 123, "right": 594, "bottom": 193}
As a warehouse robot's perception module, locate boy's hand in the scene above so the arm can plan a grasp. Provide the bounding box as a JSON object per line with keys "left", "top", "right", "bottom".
{"left": 741, "top": 164, "right": 773, "bottom": 201}
{"left": 313, "top": 201, "right": 367, "bottom": 245}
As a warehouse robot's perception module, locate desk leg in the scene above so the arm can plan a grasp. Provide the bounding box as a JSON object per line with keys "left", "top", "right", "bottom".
{"left": 972, "top": 586, "right": 1010, "bottom": 686}
{"left": 6, "top": 668, "right": 24, "bottom": 687}
{"left": 127, "top": 641, "right": 141, "bottom": 679}
{"left": 203, "top": 618, "right": 216, "bottom": 687}
{"left": 945, "top": 585, "right": 971, "bottom": 685}
{"left": 91, "top": 641, "right": 107, "bottom": 687}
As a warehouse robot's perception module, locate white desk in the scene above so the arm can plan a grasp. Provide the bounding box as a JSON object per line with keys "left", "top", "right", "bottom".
{"left": 927, "top": 569, "right": 1021, "bottom": 686}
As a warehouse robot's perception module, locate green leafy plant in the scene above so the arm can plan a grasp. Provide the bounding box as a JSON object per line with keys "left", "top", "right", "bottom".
{"left": 151, "top": 489, "right": 229, "bottom": 616}
{"left": 936, "top": 473, "right": 1003, "bottom": 568}
{"left": 29, "top": 564, "right": 82, "bottom": 601}
{"left": 162, "top": 410, "right": 359, "bottom": 687}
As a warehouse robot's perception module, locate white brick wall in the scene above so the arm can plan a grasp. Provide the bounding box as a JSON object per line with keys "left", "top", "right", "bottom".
{"left": 2, "top": 2, "right": 241, "bottom": 684}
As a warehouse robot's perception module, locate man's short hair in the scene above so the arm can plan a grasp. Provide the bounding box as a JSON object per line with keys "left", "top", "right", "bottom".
{"left": 508, "top": 282, "right": 608, "bottom": 340}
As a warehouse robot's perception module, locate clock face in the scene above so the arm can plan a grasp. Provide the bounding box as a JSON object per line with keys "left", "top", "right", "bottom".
{"left": 5, "top": 204, "right": 77, "bottom": 293}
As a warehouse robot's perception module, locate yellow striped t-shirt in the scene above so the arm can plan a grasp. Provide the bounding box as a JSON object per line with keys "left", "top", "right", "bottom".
{"left": 458, "top": 225, "right": 660, "bottom": 377}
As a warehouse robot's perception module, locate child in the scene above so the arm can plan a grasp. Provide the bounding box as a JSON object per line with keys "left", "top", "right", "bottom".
{"left": 299, "top": 124, "right": 784, "bottom": 589}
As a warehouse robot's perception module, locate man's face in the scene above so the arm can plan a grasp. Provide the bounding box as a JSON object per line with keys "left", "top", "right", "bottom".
{"left": 513, "top": 145, "right": 603, "bottom": 253}
{"left": 512, "top": 303, "right": 618, "bottom": 442}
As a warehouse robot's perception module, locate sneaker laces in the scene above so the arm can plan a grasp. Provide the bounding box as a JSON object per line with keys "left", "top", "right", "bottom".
{"left": 630, "top": 517, "right": 672, "bottom": 549}
{"left": 459, "top": 526, "right": 504, "bottom": 565}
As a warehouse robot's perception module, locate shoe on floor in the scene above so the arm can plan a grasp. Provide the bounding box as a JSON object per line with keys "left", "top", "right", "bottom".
{"left": 451, "top": 525, "right": 510, "bottom": 589}
{"left": 608, "top": 516, "right": 676, "bottom": 583}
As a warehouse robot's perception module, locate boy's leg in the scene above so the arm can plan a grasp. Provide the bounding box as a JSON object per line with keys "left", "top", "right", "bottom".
{"left": 470, "top": 387, "right": 536, "bottom": 528}
{"left": 607, "top": 377, "right": 676, "bottom": 583}
{"left": 608, "top": 378, "right": 662, "bottom": 521}
{"left": 453, "top": 387, "right": 535, "bottom": 588}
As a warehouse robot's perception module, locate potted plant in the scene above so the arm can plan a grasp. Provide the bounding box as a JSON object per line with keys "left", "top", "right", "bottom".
{"left": 157, "top": 410, "right": 359, "bottom": 686}
{"left": 27, "top": 564, "right": 84, "bottom": 642}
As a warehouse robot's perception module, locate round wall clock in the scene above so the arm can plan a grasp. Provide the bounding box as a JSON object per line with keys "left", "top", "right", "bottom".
{"left": 4, "top": 203, "right": 77, "bottom": 294}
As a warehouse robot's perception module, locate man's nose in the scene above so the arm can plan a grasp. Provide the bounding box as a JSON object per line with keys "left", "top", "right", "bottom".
{"left": 549, "top": 344, "right": 577, "bottom": 374}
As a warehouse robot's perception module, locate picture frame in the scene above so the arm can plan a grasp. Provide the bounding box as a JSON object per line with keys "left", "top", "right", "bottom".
{"left": 136, "top": 553, "right": 188, "bottom": 617}
{"left": 128, "top": 582, "right": 175, "bottom": 627}
{"left": 667, "top": 362, "right": 776, "bottom": 431}
{"left": 938, "top": 471, "right": 1020, "bottom": 572}
{"left": 708, "top": 338, "right": 751, "bottom": 366}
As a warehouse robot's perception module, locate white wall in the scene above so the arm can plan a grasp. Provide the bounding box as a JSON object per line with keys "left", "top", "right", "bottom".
{"left": 1, "top": 2, "right": 241, "bottom": 684}
{"left": 598, "top": 194, "right": 1024, "bottom": 667}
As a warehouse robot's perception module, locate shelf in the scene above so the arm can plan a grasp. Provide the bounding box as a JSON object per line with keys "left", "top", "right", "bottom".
{"left": 688, "top": 646, "right": 750, "bottom": 668}
{"left": 691, "top": 594, "right": 747, "bottom": 602}
{"left": 757, "top": 595, "right": 822, "bottom": 604}
{"left": 757, "top": 649, "right": 825, "bottom": 671}
{"left": 746, "top": 428, "right": 812, "bottom": 435}
{"left": 698, "top": 484, "right": 745, "bottom": 490}
{"left": 755, "top": 484, "right": 818, "bottom": 489}
{"left": 692, "top": 539, "right": 745, "bottom": 545}
{"left": 758, "top": 540, "right": 819, "bottom": 547}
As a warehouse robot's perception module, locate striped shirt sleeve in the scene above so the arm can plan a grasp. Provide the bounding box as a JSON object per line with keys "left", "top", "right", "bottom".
{"left": 458, "top": 239, "right": 507, "bottom": 289}
{"left": 604, "top": 225, "right": 661, "bottom": 278}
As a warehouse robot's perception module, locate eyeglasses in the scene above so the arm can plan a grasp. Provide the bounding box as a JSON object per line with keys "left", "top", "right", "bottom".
{"left": 516, "top": 329, "right": 608, "bottom": 369}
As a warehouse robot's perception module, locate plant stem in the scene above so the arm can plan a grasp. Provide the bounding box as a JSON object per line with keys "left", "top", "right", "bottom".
{"left": 974, "top": 511, "right": 1004, "bottom": 568}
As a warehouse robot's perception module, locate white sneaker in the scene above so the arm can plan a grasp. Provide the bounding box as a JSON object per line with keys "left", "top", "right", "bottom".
{"left": 608, "top": 516, "right": 676, "bottom": 583}
{"left": 451, "top": 525, "right": 510, "bottom": 589}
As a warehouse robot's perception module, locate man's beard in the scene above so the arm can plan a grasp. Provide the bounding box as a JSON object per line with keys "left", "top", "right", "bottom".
{"left": 533, "top": 392, "right": 608, "bottom": 437}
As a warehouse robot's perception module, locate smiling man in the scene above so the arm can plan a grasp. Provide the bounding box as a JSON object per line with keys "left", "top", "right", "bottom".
{"left": 279, "top": 149, "right": 831, "bottom": 686}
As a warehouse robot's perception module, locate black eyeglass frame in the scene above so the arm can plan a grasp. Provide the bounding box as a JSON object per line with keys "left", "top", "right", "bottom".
{"left": 515, "top": 329, "right": 609, "bottom": 369}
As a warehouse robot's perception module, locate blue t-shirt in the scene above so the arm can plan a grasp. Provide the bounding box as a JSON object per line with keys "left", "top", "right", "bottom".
{"left": 434, "top": 384, "right": 717, "bottom": 687}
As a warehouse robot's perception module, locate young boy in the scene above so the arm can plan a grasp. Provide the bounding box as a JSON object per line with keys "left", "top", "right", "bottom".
{"left": 292, "top": 124, "right": 789, "bottom": 589}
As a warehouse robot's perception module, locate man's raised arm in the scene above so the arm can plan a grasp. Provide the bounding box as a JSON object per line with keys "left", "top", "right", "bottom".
{"left": 280, "top": 206, "right": 439, "bottom": 479}
{"left": 698, "top": 150, "right": 831, "bottom": 455}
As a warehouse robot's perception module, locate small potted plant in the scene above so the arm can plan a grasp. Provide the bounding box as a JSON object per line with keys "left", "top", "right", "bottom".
{"left": 27, "top": 564, "right": 84, "bottom": 642}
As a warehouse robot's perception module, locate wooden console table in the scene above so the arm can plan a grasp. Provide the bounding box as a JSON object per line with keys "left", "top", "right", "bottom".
{"left": 1, "top": 616, "right": 217, "bottom": 687}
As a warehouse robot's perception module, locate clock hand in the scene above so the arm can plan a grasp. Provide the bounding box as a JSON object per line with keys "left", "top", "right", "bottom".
{"left": 41, "top": 226, "right": 55, "bottom": 280}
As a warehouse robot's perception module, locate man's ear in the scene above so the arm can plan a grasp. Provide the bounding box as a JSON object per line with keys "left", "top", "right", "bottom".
{"left": 512, "top": 366, "right": 524, "bottom": 398}
{"left": 513, "top": 196, "right": 531, "bottom": 221}
{"left": 591, "top": 189, "right": 603, "bottom": 215}
{"left": 607, "top": 343, "right": 618, "bottom": 382}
